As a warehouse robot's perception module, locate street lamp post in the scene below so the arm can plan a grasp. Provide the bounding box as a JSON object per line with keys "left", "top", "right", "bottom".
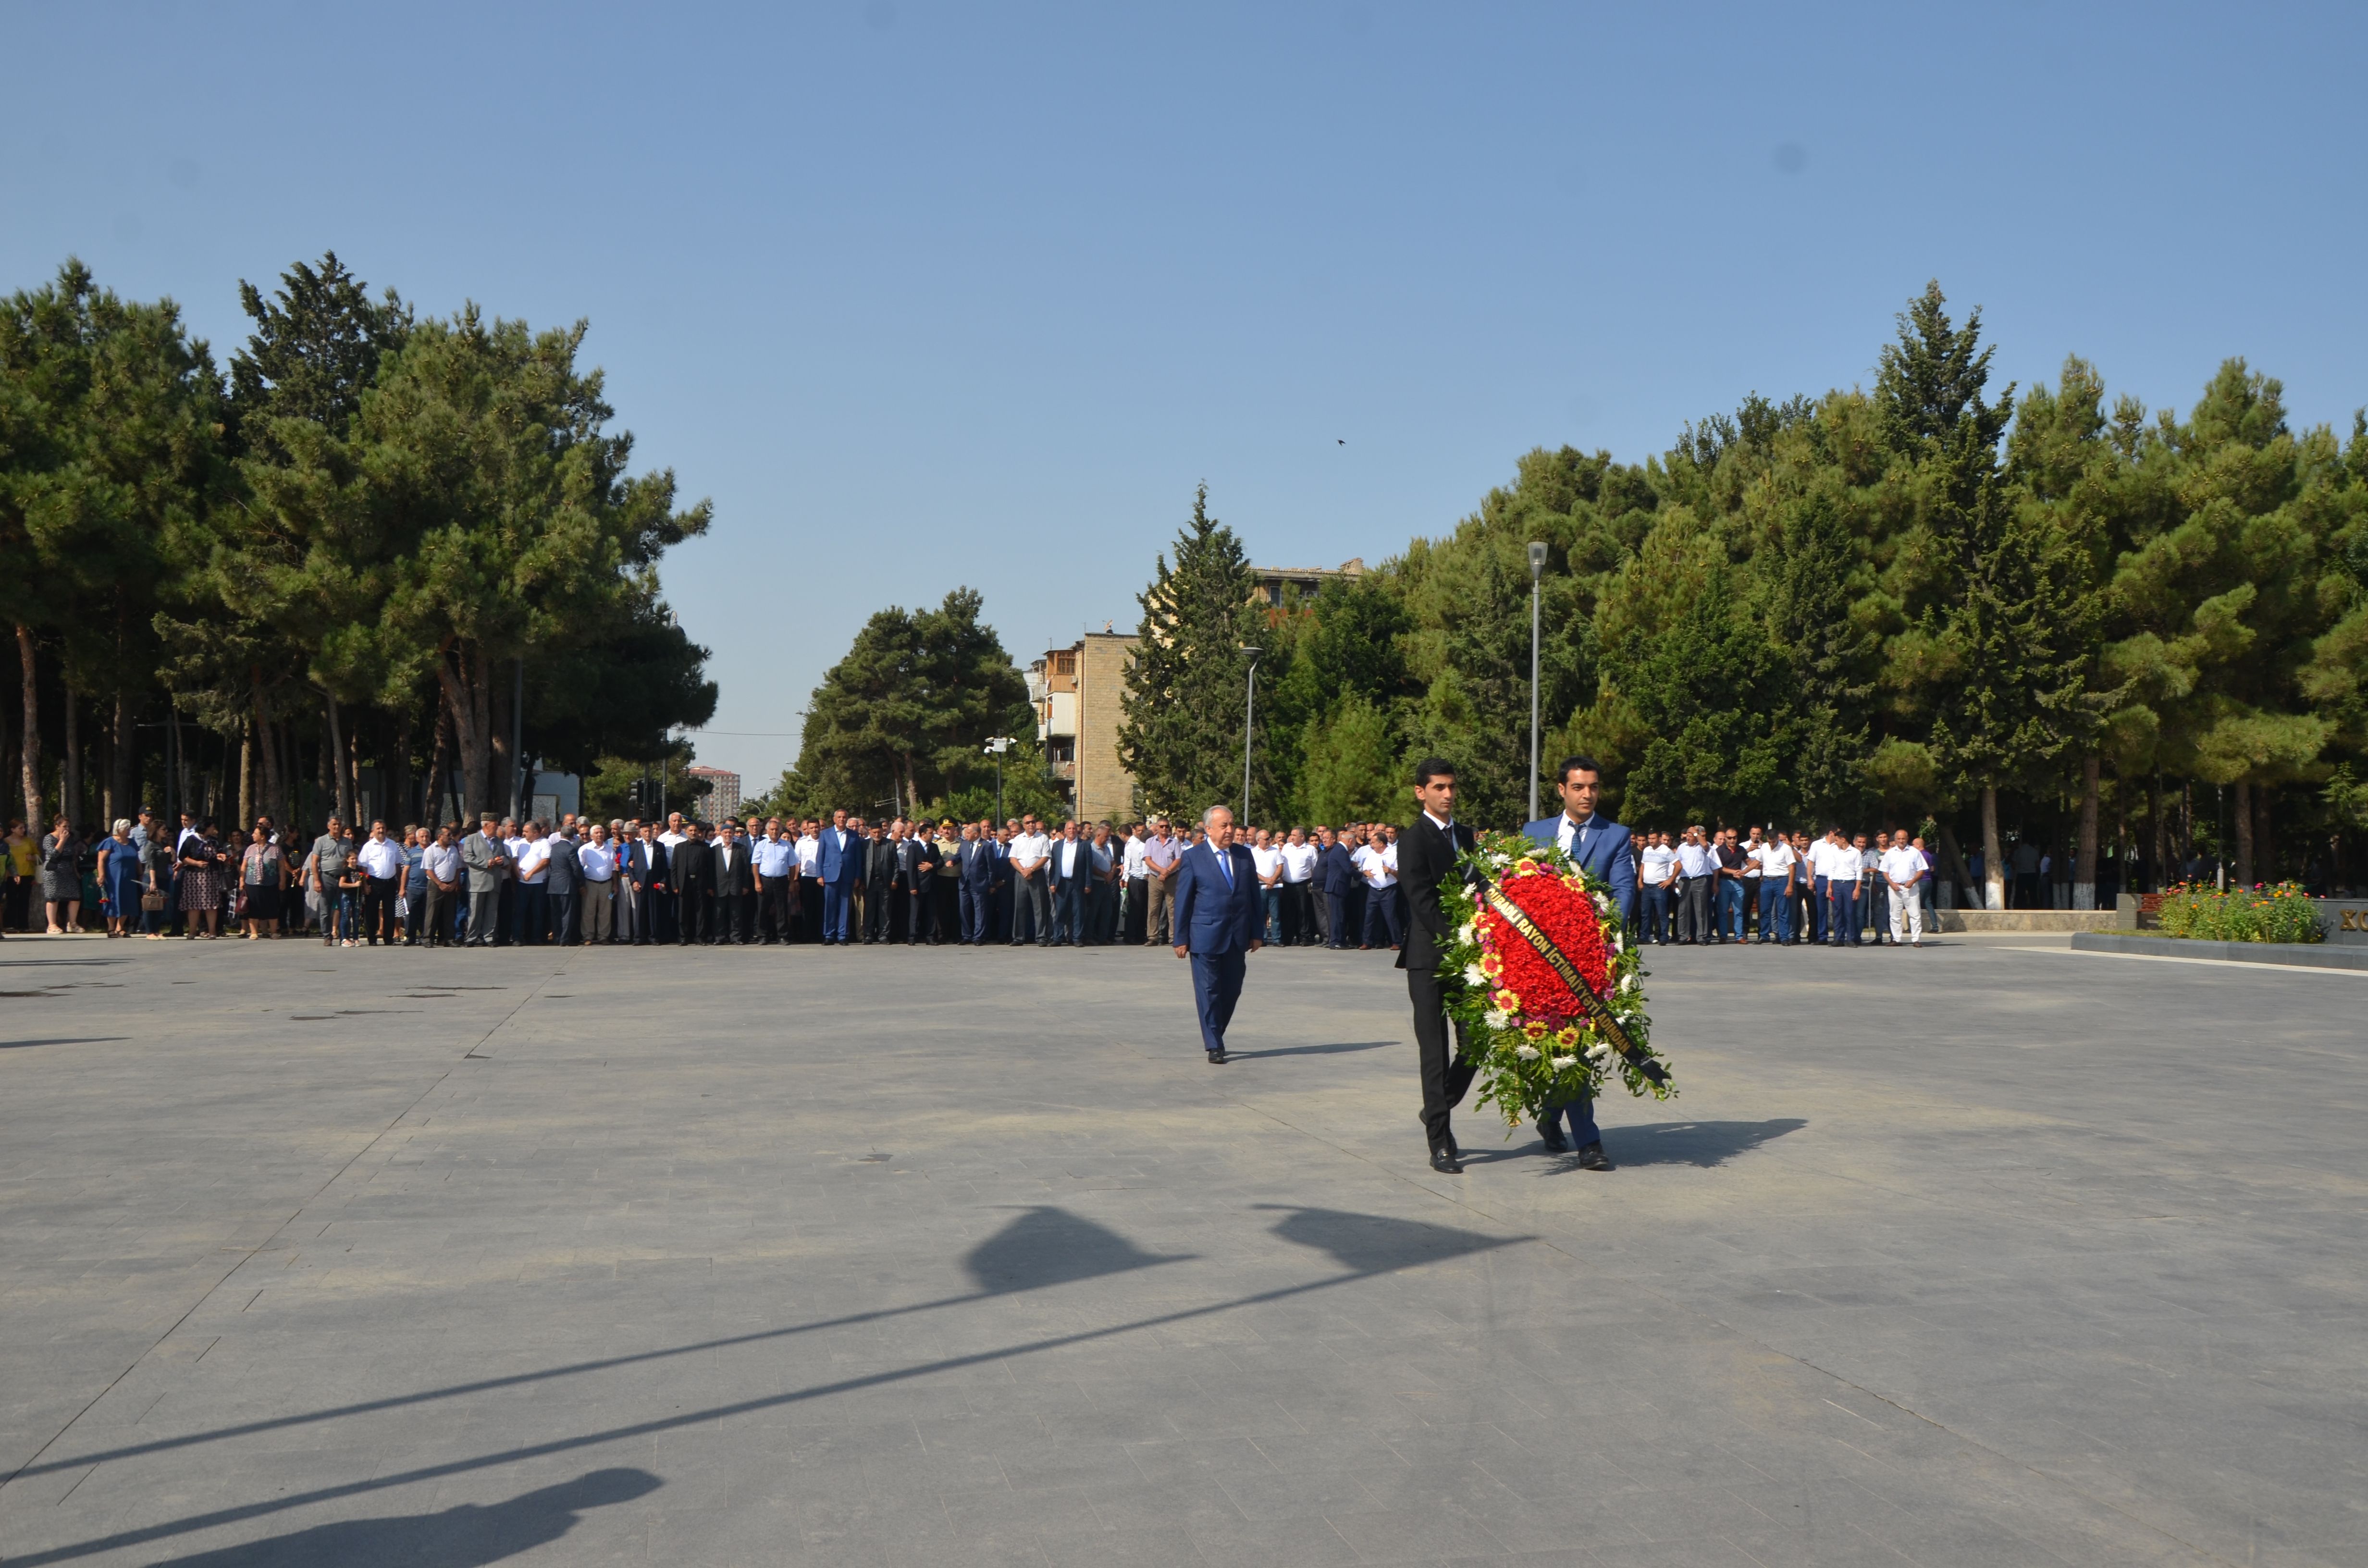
{"left": 1527, "top": 541, "right": 1547, "bottom": 824}
{"left": 1240, "top": 646, "right": 1263, "bottom": 824}
{"left": 984, "top": 737, "right": 1013, "bottom": 827}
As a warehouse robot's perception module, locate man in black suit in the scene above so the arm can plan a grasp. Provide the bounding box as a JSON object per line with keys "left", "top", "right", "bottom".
{"left": 711, "top": 821, "right": 754, "bottom": 944}
{"left": 1048, "top": 820, "right": 1094, "bottom": 947}
{"left": 865, "top": 823, "right": 900, "bottom": 943}
{"left": 622, "top": 825, "right": 666, "bottom": 945}
{"left": 1397, "top": 759, "right": 1480, "bottom": 1175}
{"left": 896, "top": 823, "right": 937, "bottom": 944}
{"left": 957, "top": 824, "right": 997, "bottom": 945}
{"left": 1316, "top": 826, "right": 1355, "bottom": 948}
{"left": 671, "top": 821, "right": 715, "bottom": 946}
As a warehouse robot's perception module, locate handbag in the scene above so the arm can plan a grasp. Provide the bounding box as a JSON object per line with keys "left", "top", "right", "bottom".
{"left": 141, "top": 890, "right": 167, "bottom": 912}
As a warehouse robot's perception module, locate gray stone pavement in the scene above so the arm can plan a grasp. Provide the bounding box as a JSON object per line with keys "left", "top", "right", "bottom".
{"left": 0, "top": 933, "right": 2361, "bottom": 1567}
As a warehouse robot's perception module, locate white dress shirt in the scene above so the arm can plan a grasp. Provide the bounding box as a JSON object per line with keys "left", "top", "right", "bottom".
{"left": 357, "top": 838, "right": 404, "bottom": 879}
{"left": 1122, "top": 835, "right": 1150, "bottom": 878}
{"left": 1676, "top": 841, "right": 1715, "bottom": 878}
{"left": 1250, "top": 845, "right": 1282, "bottom": 883}
{"left": 1640, "top": 843, "right": 1677, "bottom": 884}
{"left": 1879, "top": 845, "right": 1924, "bottom": 886}
{"left": 1279, "top": 842, "right": 1318, "bottom": 882}
{"left": 579, "top": 842, "right": 617, "bottom": 881}
{"left": 421, "top": 842, "right": 463, "bottom": 884}
{"left": 517, "top": 840, "right": 551, "bottom": 884}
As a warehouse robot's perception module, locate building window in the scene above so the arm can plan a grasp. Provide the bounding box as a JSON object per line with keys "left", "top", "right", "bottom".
{"left": 1048, "top": 738, "right": 1075, "bottom": 764}
{"left": 1052, "top": 650, "right": 1076, "bottom": 676}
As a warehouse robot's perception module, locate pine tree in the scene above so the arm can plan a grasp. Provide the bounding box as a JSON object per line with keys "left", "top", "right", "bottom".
{"left": 1117, "top": 485, "right": 1267, "bottom": 821}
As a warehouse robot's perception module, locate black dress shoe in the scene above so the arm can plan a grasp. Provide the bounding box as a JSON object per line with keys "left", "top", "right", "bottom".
{"left": 1428, "top": 1143, "right": 1463, "bottom": 1175}
{"left": 1539, "top": 1121, "right": 1570, "bottom": 1154}
{"left": 1206, "top": 1048, "right": 1226, "bottom": 1065}
{"left": 1575, "top": 1141, "right": 1613, "bottom": 1171}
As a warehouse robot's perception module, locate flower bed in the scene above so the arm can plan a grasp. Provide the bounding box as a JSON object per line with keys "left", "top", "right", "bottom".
{"left": 2154, "top": 881, "right": 2324, "bottom": 943}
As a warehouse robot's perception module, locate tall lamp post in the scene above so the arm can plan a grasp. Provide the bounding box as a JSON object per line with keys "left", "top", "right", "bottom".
{"left": 984, "top": 736, "right": 1013, "bottom": 827}
{"left": 1239, "top": 646, "right": 1263, "bottom": 824}
{"left": 1527, "top": 541, "right": 1547, "bottom": 824}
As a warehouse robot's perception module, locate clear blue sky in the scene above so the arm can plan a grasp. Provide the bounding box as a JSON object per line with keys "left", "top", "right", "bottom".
{"left": 7, "top": 2, "right": 2362, "bottom": 792}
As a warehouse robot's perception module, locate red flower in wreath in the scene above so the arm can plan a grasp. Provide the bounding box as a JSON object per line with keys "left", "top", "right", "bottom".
{"left": 1475, "top": 867, "right": 1611, "bottom": 1026}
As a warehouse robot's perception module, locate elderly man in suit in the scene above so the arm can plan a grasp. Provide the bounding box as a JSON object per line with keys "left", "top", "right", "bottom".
{"left": 1519, "top": 753, "right": 1639, "bottom": 1170}
{"left": 712, "top": 821, "right": 755, "bottom": 944}
{"left": 957, "top": 823, "right": 997, "bottom": 945}
{"left": 671, "top": 821, "right": 715, "bottom": 945}
{"left": 459, "top": 813, "right": 510, "bottom": 948}
{"left": 543, "top": 820, "right": 583, "bottom": 946}
{"left": 1397, "top": 760, "right": 1480, "bottom": 1174}
{"left": 817, "top": 809, "right": 863, "bottom": 945}
{"left": 1171, "top": 805, "right": 1263, "bottom": 1064}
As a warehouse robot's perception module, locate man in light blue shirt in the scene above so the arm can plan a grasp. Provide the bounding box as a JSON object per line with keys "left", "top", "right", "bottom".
{"left": 753, "top": 820, "right": 800, "bottom": 945}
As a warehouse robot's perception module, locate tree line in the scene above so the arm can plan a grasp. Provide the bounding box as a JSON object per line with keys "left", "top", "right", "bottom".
{"left": 2, "top": 254, "right": 717, "bottom": 840}
{"left": 1118, "top": 285, "right": 2368, "bottom": 903}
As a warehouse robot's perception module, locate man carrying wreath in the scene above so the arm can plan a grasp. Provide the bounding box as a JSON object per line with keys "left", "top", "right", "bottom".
{"left": 1398, "top": 758, "right": 1481, "bottom": 1174}
{"left": 1521, "top": 755, "right": 1639, "bottom": 1169}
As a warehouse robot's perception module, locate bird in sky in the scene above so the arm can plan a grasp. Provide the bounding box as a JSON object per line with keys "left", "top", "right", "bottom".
{"left": 1337, "top": 438, "right": 1345, "bottom": 445}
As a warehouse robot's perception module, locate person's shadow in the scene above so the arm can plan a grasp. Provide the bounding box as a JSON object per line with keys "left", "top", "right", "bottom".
{"left": 150, "top": 1468, "right": 661, "bottom": 1566}
{"left": 1602, "top": 1118, "right": 1806, "bottom": 1167}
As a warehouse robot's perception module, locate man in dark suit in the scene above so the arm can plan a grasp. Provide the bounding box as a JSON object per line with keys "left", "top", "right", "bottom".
{"left": 895, "top": 823, "right": 937, "bottom": 944}
{"left": 1048, "top": 821, "right": 1094, "bottom": 947}
{"left": 1397, "top": 759, "right": 1480, "bottom": 1175}
{"left": 544, "top": 823, "right": 583, "bottom": 946}
{"left": 711, "top": 821, "right": 755, "bottom": 944}
{"left": 1171, "top": 806, "right": 1263, "bottom": 1063}
{"left": 865, "top": 823, "right": 900, "bottom": 943}
{"left": 957, "top": 824, "right": 997, "bottom": 945}
{"left": 671, "top": 821, "right": 715, "bottom": 946}
{"left": 817, "top": 810, "right": 862, "bottom": 945}
{"left": 1521, "top": 754, "right": 1639, "bottom": 1170}
{"left": 1315, "top": 826, "right": 1355, "bottom": 948}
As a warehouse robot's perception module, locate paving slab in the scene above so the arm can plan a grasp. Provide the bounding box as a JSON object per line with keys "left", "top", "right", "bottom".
{"left": 0, "top": 934, "right": 2362, "bottom": 1566}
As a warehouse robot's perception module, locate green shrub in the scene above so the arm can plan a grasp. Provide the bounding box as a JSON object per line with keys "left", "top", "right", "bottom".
{"left": 2156, "top": 881, "right": 2326, "bottom": 943}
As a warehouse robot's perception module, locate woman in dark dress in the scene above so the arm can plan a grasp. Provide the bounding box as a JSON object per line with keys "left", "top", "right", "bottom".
{"left": 41, "top": 817, "right": 82, "bottom": 933}
{"left": 178, "top": 821, "right": 226, "bottom": 939}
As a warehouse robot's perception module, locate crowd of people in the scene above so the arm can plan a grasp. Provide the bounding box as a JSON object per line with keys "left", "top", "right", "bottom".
{"left": 1629, "top": 823, "right": 1939, "bottom": 947}
{"left": 0, "top": 807, "right": 1434, "bottom": 949}
{"left": 0, "top": 805, "right": 2134, "bottom": 953}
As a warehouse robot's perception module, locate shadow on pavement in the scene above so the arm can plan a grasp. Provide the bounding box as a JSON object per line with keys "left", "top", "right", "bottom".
{"left": 1, "top": 1037, "right": 130, "bottom": 1050}
{"left": 964, "top": 1205, "right": 1192, "bottom": 1291}
{"left": 1225, "top": 1040, "right": 1396, "bottom": 1059}
{"left": 1255, "top": 1205, "right": 1519, "bottom": 1272}
{"left": 20, "top": 1207, "right": 1527, "bottom": 1567}
{"left": 148, "top": 1468, "right": 660, "bottom": 1567}
{"left": 1605, "top": 1118, "right": 1807, "bottom": 1167}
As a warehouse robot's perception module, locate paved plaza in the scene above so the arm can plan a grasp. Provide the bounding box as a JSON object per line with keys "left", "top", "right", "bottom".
{"left": 0, "top": 934, "right": 2362, "bottom": 1567}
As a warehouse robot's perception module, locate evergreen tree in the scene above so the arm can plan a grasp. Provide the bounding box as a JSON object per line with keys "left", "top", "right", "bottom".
{"left": 1117, "top": 486, "right": 1267, "bottom": 820}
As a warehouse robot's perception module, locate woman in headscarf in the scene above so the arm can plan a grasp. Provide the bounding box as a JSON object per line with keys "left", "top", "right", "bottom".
{"left": 177, "top": 819, "right": 226, "bottom": 939}
{"left": 98, "top": 819, "right": 142, "bottom": 937}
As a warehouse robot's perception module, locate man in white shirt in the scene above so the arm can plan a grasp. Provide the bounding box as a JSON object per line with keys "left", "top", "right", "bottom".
{"left": 515, "top": 822, "right": 552, "bottom": 946}
{"left": 355, "top": 820, "right": 405, "bottom": 947}
{"left": 658, "top": 812, "right": 687, "bottom": 850}
{"left": 1637, "top": 831, "right": 1677, "bottom": 943}
{"left": 1879, "top": 829, "right": 1925, "bottom": 948}
{"left": 1674, "top": 826, "right": 1716, "bottom": 944}
{"left": 1808, "top": 829, "right": 1859, "bottom": 948}
{"left": 1009, "top": 816, "right": 1052, "bottom": 946}
{"left": 579, "top": 822, "right": 619, "bottom": 944}
{"left": 1278, "top": 827, "right": 1319, "bottom": 946}
{"left": 1120, "top": 823, "right": 1152, "bottom": 945}
{"left": 1353, "top": 829, "right": 1401, "bottom": 949}
{"left": 1250, "top": 829, "right": 1284, "bottom": 944}
{"left": 420, "top": 824, "right": 463, "bottom": 948}
{"left": 752, "top": 820, "right": 798, "bottom": 945}
{"left": 1750, "top": 831, "right": 1797, "bottom": 943}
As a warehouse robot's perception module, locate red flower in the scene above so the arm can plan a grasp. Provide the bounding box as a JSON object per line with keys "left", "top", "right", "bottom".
{"left": 1474, "top": 868, "right": 1610, "bottom": 1025}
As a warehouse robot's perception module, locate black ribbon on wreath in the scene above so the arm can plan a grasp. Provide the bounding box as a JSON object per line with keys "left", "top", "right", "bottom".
{"left": 1462, "top": 863, "right": 1667, "bottom": 1086}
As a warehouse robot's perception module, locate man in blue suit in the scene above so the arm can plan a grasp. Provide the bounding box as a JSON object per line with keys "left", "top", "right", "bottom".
{"left": 1171, "top": 805, "right": 1263, "bottom": 1064}
{"left": 1520, "top": 754, "right": 1640, "bottom": 1171}
{"left": 1315, "top": 826, "right": 1356, "bottom": 948}
{"left": 816, "top": 809, "right": 863, "bottom": 945}
{"left": 956, "top": 823, "right": 998, "bottom": 945}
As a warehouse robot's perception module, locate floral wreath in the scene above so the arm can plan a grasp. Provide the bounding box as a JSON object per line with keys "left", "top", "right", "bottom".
{"left": 1441, "top": 830, "right": 1673, "bottom": 1126}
